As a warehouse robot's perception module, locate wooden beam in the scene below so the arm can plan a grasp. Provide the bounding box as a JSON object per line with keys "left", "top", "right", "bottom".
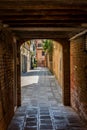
{"left": 70, "top": 30, "right": 87, "bottom": 40}
{"left": 8, "top": 23, "right": 80, "bottom": 28}
{"left": 0, "top": 1, "right": 87, "bottom": 10}
{"left": 14, "top": 31, "right": 68, "bottom": 39}
{"left": 0, "top": 9, "right": 86, "bottom": 16}
{"left": 1, "top": 0, "right": 87, "bottom": 4}
{"left": 1, "top": 15, "right": 87, "bottom": 21}
{"left": 4, "top": 20, "right": 86, "bottom": 24}
{"left": 3, "top": 19, "right": 87, "bottom": 25}
{"left": 10, "top": 27, "right": 84, "bottom": 32}
{"left": 0, "top": 14, "right": 87, "bottom": 19}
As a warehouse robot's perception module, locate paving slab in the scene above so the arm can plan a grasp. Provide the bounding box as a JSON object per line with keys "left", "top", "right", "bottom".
{"left": 8, "top": 67, "right": 87, "bottom": 130}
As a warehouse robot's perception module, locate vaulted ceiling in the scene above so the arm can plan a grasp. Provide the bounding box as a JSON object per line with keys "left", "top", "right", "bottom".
{"left": 0, "top": 0, "right": 87, "bottom": 41}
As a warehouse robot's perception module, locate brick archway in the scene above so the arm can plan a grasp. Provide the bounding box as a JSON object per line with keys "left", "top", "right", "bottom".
{"left": 17, "top": 38, "right": 70, "bottom": 107}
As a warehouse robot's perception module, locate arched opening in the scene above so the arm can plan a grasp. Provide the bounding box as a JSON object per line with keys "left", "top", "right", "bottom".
{"left": 1, "top": 29, "right": 87, "bottom": 130}
{"left": 20, "top": 39, "right": 70, "bottom": 107}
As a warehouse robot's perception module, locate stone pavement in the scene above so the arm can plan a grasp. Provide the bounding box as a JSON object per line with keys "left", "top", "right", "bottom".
{"left": 8, "top": 67, "right": 87, "bottom": 130}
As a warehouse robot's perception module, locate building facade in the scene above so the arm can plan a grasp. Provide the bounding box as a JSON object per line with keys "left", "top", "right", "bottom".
{"left": 20, "top": 42, "right": 30, "bottom": 73}
{"left": 35, "top": 39, "right": 46, "bottom": 67}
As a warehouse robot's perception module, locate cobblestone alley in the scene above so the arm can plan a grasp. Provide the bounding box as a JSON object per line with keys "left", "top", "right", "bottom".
{"left": 8, "top": 67, "right": 87, "bottom": 130}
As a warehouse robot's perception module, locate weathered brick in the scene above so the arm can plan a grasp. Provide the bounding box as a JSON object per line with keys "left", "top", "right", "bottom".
{"left": 47, "top": 40, "right": 70, "bottom": 106}
{"left": 70, "top": 35, "right": 87, "bottom": 122}
{"left": 0, "top": 28, "right": 16, "bottom": 130}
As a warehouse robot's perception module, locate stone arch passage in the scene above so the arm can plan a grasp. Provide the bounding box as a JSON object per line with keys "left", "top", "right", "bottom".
{"left": 0, "top": 28, "right": 70, "bottom": 130}
{"left": 18, "top": 39, "right": 70, "bottom": 107}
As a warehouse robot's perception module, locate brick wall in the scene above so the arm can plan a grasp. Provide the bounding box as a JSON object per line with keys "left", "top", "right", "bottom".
{"left": 47, "top": 39, "right": 70, "bottom": 106}
{"left": 0, "top": 28, "right": 15, "bottom": 130}
{"left": 52, "top": 41, "right": 63, "bottom": 88}
{"left": 47, "top": 54, "right": 53, "bottom": 72}
{"left": 70, "top": 35, "right": 87, "bottom": 121}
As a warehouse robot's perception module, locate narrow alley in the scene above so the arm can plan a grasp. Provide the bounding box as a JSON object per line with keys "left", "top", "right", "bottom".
{"left": 8, "top": 68, "right": 87, "bottom": 130}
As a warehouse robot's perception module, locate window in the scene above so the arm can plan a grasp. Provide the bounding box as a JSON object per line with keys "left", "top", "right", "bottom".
{"left": 38, "top": 44, "right": 42, "bottom": 47}
{"left": 42, "top": 51, "right": 45, "bottom": 56}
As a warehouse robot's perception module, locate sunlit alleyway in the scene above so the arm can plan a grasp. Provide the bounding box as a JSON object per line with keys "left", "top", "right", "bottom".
{"left": 21, "top": 67, "right": 62, "bottom": 107}
{"left": 8, "top": 67, "right": 87, "bottom": 130}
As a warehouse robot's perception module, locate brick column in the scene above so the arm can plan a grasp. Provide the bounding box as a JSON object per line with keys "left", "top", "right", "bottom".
{"left": 62, "top": 40, "right": 70, "bottom": 106}
{"left": 13, "top": 37, "right": 17, "bottom": 109}
{"left": 0, "top": 28, "right": 15, "bottom": 130}
{"left": 17, "top": 42, "right": 21, "bottom": 106}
